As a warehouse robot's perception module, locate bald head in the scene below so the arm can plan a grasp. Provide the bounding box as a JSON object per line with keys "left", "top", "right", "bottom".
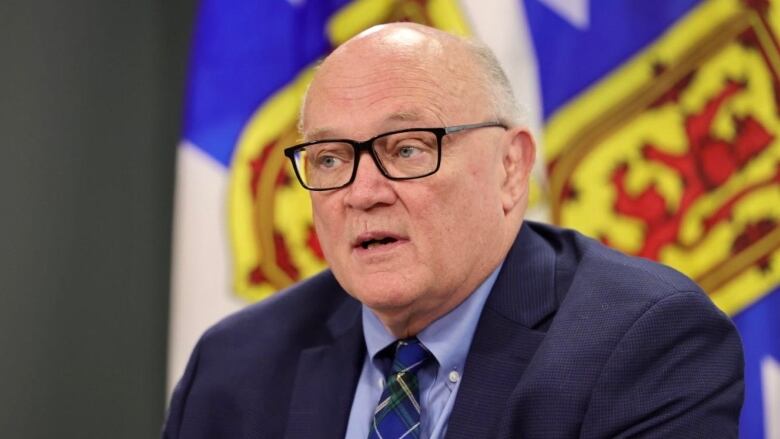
{"left": 300, "top": 23, "right": 522, "bottom": 134}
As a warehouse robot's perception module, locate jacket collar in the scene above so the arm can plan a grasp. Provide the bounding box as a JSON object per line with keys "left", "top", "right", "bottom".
{"left": 285, "top": 284, "right": 364, "bottom": 439}
{"left": 446, "top": 222, "right": 564, "bottom": 438}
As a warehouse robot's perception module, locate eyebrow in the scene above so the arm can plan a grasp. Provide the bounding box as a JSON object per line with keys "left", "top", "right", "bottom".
{"left": 386, "top": 110, "right": 424, "bottom": 122}
{"left": 303, "top": 110, "right": 428, "bottom": 141}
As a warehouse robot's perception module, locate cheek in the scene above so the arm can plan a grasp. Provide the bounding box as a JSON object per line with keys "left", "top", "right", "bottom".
{"left": 414, "top": 177, "right": 486, "bottom": 246}
{"left": 311, "top": 196, "right": 343, "bottom": 255}
{"left": 429, "top": 163, "right": 504, "bottom": 240}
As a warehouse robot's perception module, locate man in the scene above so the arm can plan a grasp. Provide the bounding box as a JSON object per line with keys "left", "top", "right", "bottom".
{"left": 163, "top": 23, "right": 743, "bottom": 438}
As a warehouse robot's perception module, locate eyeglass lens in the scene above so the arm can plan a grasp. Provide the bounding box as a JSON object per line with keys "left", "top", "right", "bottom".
{"left": 293, "top": 130, "right": 439, "bottom": 189}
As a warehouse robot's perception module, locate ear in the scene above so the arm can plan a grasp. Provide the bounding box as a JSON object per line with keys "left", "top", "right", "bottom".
{"left": 500, "top": 127, "right": 536, "bottom": 213}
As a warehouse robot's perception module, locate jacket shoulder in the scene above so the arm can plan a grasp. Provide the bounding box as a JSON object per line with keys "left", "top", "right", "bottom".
{"left": 201, "top": 269, "right": 358, "bottom": 349}
{"left": 506, "top": 223, "right": 742, "bottom": 437}
{"left": 528, "top": 221, "right": 705, "bottom": 303}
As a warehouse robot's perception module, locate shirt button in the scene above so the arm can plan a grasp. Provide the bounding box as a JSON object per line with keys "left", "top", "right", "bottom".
{"left": 448, "top": 370, "right": 460, "bottom": 383}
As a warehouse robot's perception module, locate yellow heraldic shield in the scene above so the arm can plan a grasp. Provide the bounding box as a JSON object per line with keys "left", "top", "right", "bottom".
{"left": 228, "top": 0, "right": 469, "bottom": 302}
{"left": 546, "top": 0, "right": 780, "bottom": 316}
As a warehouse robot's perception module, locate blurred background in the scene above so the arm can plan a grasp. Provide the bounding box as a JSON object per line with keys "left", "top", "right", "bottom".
{"left": 1, "top": 1, "right": 779, "bottom": 438}
{"left": 1, "top": 1, "right": 195, "bottom": 437}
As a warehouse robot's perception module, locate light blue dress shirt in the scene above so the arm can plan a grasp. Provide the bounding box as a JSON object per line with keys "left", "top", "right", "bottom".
{"left": 344, "top": 265, "right": 502, "bottom": 439}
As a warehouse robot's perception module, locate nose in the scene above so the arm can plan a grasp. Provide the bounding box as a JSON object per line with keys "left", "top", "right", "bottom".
{"left": 343, "top": 151, "right": 397, "bottom": 210}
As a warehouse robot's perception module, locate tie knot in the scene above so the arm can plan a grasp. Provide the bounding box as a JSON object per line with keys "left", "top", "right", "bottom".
{"left": 390, "top": 338, "right": 431, "bottom": 375}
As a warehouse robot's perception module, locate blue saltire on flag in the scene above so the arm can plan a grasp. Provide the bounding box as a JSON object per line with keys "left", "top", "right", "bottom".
{"left": 525, "top": 0, "right": 699, "bottom": 118}
{"left": 183, "top": 0, "right": 352, "bottom": 166}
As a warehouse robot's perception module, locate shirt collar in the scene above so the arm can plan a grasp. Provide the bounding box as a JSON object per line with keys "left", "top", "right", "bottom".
{"left": 361, "top": 263, "right": 503, "bottom": 371}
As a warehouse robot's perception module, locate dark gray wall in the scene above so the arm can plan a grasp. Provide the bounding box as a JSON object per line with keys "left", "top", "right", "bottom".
{"left": 0, "top": 1, "right": 195, "bottom": 437}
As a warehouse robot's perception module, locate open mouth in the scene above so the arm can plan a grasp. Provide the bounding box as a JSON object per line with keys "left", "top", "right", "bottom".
{"left": 359, "top": 237, "right": 398, "bottom": 250}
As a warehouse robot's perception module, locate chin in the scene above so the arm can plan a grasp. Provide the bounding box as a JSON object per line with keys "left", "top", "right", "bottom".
{"left": 346, "top": 275, "right": 424, "bottom": 311}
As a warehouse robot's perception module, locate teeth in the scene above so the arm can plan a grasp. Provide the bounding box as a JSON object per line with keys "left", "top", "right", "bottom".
{"left": 360, "top": 237, "right": 398, "bottom": 249}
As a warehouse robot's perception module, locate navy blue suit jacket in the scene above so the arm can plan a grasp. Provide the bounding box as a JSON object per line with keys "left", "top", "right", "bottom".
{"left": 163, "top": 222, "right": 743, "bottom": 438}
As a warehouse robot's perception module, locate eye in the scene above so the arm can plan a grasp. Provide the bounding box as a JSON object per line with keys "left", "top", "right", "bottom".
{"left": 317, "top": 155, "right": 342, "bottom": 168}
{"left": 305, "top": 142, "right": 353, "bottom": 171}
{"left": 375, "top": 131, "right": 437, "bottom": 164}
{"left": 398, "top": 145, "right": 420, "bottom": 158}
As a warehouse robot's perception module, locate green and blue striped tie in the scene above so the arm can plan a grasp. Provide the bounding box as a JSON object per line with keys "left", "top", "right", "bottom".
{"left": 368, "top": 338, "right": 431, "bottom": 439}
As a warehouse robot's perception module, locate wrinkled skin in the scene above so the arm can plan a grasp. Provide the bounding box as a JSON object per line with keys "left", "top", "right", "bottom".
{"left": 301, "top": 23, "right": 535, "bottom": 337}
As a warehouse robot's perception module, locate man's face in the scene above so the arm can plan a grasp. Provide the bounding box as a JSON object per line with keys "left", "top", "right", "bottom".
{"left": 302, "top": 33, "right": 513, "bottom": 332}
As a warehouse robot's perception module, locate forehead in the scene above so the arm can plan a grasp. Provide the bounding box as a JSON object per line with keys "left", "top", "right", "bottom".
{"left": 305, "top": 110, "right": 432, "bottom": 140}
{"left": 302, "top": 40, "right": 484, "bottom": 138}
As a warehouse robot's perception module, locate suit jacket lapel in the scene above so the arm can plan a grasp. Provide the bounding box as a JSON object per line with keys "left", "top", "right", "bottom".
{"left": 446, "top": 223, "right": 561, "bottom": 439}
{"left": 285, "top": 294, "right": 365, "bottom": 439}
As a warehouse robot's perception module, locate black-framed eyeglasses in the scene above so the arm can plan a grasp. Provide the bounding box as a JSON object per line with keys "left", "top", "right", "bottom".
{"left": 283, "top": 121, "right": 506, "bottom": 191}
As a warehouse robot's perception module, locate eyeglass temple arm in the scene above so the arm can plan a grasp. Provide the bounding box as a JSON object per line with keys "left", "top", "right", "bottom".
{"left": 444, "top": 121, "right": 507, "bottom": 134}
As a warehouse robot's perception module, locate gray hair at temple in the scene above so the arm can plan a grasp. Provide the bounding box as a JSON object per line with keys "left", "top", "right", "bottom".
{"left": 461, "top": 36, "right": 525, "bottom": 127}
